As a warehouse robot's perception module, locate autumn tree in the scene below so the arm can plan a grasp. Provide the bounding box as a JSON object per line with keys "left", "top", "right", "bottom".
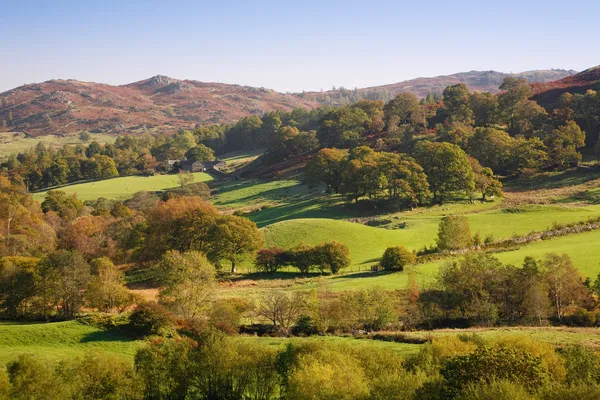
{"left": 255, "top": 247, "right": 287, "bottom": 273}
{"left": 41, "top": 190, "right": 84, "bottom": 220}
{"left": 312, "top": 241, "right": 350, "bottom": 274}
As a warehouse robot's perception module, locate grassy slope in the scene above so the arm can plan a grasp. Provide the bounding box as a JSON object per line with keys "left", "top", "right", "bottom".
{"left": 32, "top": 172, "right": 213, "bottom": 202}
{"left": 263, "top": 203, "right": 600, "bottom": 269}
{"left": 0, "top": 133, "right": 116, "bottom": 159}
{"left": 0, "top": 321, "right": 142, "bottom": 364}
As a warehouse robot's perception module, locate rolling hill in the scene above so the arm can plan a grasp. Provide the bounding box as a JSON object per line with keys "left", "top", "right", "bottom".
{"left": 0, "top": 75, "right": 319, "bottom": 137}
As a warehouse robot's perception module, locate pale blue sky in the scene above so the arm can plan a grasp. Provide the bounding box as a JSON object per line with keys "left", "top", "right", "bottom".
{"left": 1, "top": 0, "right": 598, "bottom": 93}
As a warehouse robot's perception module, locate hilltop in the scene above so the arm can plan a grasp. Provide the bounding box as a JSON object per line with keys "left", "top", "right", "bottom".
{"left": 0, "top": 76, "right": 318, "bottom": 137}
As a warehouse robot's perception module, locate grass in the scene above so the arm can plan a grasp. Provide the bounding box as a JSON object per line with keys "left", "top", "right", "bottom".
{"left": 32, "top": 172, "right": 213, "bottom": 202}
{"left": 0, "top": 132, "right": 115, "bottom": 159}
{"left": 236, "top": 335, "right": 422, "bottom": 357}
{"left": 0, "top": 321, "right": 143, "bottom": 365}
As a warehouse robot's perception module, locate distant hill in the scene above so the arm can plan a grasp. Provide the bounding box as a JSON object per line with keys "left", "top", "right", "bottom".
{"left": 0, "top": 76, "right": 318, "bottom": 137}
{"left": 0, "top": 69, "right": 581, "bottom": 138}
{"left": 532, "top": 66, "right": 600, "bottom": 107}
{"left": 300, "top": 69, "right": 577, "bottom": 105}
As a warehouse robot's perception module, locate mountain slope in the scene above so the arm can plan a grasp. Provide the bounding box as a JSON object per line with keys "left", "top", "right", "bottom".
{"left": 0, "top": 76, "right": 318, "bottom": 137}
{"left": 532, "top": 66, "right": 600, "bottom": 107}
{"left": 301, "top": 69, "right": 577, "bottom": 105}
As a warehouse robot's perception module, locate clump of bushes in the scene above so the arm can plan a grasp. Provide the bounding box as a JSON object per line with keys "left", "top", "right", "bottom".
{"left": 380, "top": 246, "right": 416, "bottom": 271}
{"left": 254, "top": 241, "right": 350, "bottom": 275}
{"left": 127, "top": 302, "right": 175, "bottom": 337}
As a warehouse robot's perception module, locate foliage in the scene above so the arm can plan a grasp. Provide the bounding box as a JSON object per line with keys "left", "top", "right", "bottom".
{"left": 437, "top": 216, "right": 473, "bottom": 251}
{"left": 380, "top": 246, "right": 415, "bottom": 271}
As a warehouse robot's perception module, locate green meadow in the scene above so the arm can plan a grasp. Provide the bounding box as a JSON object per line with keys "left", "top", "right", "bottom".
{"left": 0, "top": 321, "right": 142, "bottom": 365}
{"left": 32, "top": 172, "right": 213, "bottom": 202}
{"left": 0, "top": 132, "right": 116, "bottom": 159}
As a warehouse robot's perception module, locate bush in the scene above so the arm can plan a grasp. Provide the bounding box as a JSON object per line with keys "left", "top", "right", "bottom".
{"left": 292, "top": 315, "right": 318, "bottom": 337}
{"left": 380, "top": 246, "right": 415, "bottom": 271}
{"left": 459, "top": 379, "right": 534, "bottom": 400}
{"left": 560, "top": 345, "right": 600, "bottom": 385}
{"left": 127, "top": 302, "right": 175, "bottom": 337}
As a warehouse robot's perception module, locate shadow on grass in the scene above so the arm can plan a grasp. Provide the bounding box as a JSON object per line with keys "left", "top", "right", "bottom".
{"left": 332, "top": 270, "right": 393, "bottom": 280}
{"left": 504, "top": 167, "right": 600, "bottom": 191}
{"left": 80, "top": 329, "right": 138, "bottom": 344}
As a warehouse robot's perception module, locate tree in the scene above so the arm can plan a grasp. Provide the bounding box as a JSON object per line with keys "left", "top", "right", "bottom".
{"left": 305, "top": 148, "right": 349, "bottom": 194}
{"left": 212, "top": 215, "right": 264, "bottom": 273}
{"left": 41, "top": 190, "right": 84, "bottom": 219}
{"left": 40, "top": 250, "right": 91, "bottom": 319}
{"left": 86, "top": 257, "right": 134, "bottom": 312}
{"left": 470, "top": 92, "right": 499, "bottom": 127}
{"left": 255, "top": 247, "right": 287, "bottom": 273}
{"left": 544, "top": 120, "right": 586, "bottom": 168}
{"left": 498, "top": 77, "right": 533, "bottom": 133}
{"left": 442, "top": 83, "right": 474, "bottom": 124}
{"left": 288, "top": 242, "right": 317, "bottom": 275}
{"left": 257, "top": 291, "right": 307, "bottom": 332}
{"left": 469, "top": 158, "right": 502, "bottom": 201}
{"left": 437, "top": 216, "right": 473, "bottom": 251}
{"left": 177, "top": 171, "right": 195, "bottom": 187}
{"left": 317, "top": 107, "right": 369, "bottom": 148}
{"left": 312, "top": 241, "right": 350, "bottom": 274}
{"left": 542, "top": 253, "right": 588, "bottom": 320}
{"left": 384, "top": 92, "right": 425, "bottom": 129}
{"left": 78, "top": 131, "right": 91, "bottom": 143}
{"left": 154, "top": 250, "right": 216, "bottom": 318}
{"left": 7, "top": 355, "right": 69, "bottom": 400}
{"left": 468, "top": 128, "right": 514, "bottom": 173}
{"left": 415, "top": 141, "right": 475, "bottom": 203}
{"left": 380, "top": 246, "right": 415, "bottom": 271}
{"left": 185, "top": 144, "right": 215, "bottom": 163}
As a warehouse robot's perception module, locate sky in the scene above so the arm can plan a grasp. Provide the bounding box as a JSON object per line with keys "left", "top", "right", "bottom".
{"left": 1, "top": 0, "right": 598, "bottom": 93}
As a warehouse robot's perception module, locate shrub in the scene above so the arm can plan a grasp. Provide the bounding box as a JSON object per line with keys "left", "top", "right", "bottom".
{"left": 560, "top": 345, "right": 600, "bottom": 385}
{"left": 459, "top": 379, "right": 534, "bottom": 400}
{"left": 380, "top": 246, "right": 415, "bottom": 271}
{"left": 128, "top": 302, "right": 175, "bottom": 337}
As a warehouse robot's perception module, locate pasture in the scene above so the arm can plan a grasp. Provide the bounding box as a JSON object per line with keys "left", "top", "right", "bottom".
{"left": 32, "top": 172, "right": 213, "bottom": 202}
{"left": 0, "top": 321, "right": 142, "bottom": 365}
{"left": 0, "top": 132, "right": 115, "bottom": 159}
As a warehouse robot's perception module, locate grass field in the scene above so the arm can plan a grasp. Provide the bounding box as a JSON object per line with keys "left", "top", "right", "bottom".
{"left": 0, "top": 132, "right": 116, "bottom": 159}
{"left": 0, "top": 321, "right": 142, "bottom": 365}
{"left": 32, "top": 172, "right": 213, "bottom": 202}
{"left": 237, "top": 335, "right": 422, "bottom": 357}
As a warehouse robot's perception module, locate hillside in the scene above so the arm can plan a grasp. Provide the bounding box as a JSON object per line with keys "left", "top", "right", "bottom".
{"left": 0, "top": 75, "right": 319, "bottom": 137}
{"left": 533, "top": 66, "right": 600, "bottom": 106}
{"left": 301, "top": 69, "right": 577, "bottom": 105}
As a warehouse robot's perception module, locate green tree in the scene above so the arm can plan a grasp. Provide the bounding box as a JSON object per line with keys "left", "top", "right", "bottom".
{"left": 544, "top": 120, "right": 586, "bottom": 168}
{"left": 7, "top": 355, "right": 69, "bottom": 400}
{"left": 384, "top": 92, "right": 425, "bottom": 129}
{"left": 185, "top": 144, "right": 215, "bottom": 163}
{"left": 468, "top": 128, "right": 514, "bottom": 173}
{"left": 437, "top": 216, "right": 473, "bottom": 251}
{"left": 317, "top": 107, "right": 369, "bottom": 148}
{"left": 312, "top": 241, "right": 350, "bottom": 274}
{"left": 442, "top": 83, "right": 474, "bottom": 124}
{"left": 86, "top": 257, "right": 134, "bottom": 312}
{"left": 255, "top": 247, "right": 287, "bottom": 273}
{"left": 415, "top": 141, "right": 475, "bottom": 203}
{"left": 78, "top": 131, "right": 91, "bottom": 143}
{"left": 380, "top": 246, "right": 415, "bottom": 271}
{"left": 41, "top": 190, "right": 84, "bottom": 219}
{"left": 498, "top": 77, "right": 533, "bottom": 133}
{"left": 542, "top": 253, "right": 588, "bottom": 320}
{"left": 305, "top": 148, "right": 349, "bottom": 194}
{"left": 154, "top": 250, "right": 216, "bottom": 318}
{"left": 469, "top": 91, "right": 499, "bottom": 127}
{"left": 212, "top": 215, "right": 264, "bottom": 273}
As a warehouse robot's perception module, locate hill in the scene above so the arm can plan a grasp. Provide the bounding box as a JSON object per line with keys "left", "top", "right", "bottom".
{"left": 533, "top": 66, "right": 600, "bottom": 106}
{"left": 0, "top": 75, "right": 318, "bottom": 137}
{"left": 301, "top": 69, "right": 577, "bottom": 105}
